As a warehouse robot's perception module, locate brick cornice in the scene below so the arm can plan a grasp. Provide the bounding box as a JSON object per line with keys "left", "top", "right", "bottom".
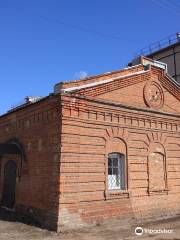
{"left": 61, "top": 94, "right": 180, "bottom": 120}
{"left": 61, "top": 99, "right": 180, "bottom": 134}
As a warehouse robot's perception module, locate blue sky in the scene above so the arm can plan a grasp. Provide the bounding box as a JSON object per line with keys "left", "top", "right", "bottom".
{"left": 0, "top": 0, "right": 180, "bottom": 114}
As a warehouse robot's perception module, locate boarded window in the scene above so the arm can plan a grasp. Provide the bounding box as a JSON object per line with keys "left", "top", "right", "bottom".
{"left": 108, "top": 153, "right": 126, "bottom": 190}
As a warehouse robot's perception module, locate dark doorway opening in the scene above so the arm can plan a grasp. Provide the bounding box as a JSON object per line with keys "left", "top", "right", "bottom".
{"left": 1, "top": 161, "right": 17, "bottom": 209}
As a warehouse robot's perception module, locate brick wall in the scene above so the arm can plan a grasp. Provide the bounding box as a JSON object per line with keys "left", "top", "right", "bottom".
{"left": 0, "top": 95, "right": 61, "bottom": 230}
{"left": 58, "top": 90, "right": 180, "bottom": 231}
{"left": 0, "top": 63, "right": 179, "bottom": 232}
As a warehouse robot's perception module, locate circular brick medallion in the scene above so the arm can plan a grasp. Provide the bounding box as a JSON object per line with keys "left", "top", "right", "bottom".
{"left": 144, "top": 81, "right": 164, "bottom": 109}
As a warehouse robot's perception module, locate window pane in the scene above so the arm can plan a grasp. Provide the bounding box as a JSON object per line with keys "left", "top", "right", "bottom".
{"left": 113, "top": 158, "right": 118, "bottom": 167}
{"left": 108, "top": 158, "right": 112, "bottom": 168}
{"left": 113, "top": 167, "right": 119, "bottom": 175}
{"left": 108, "top": 167, "right": 112, "bottom": 175}
{"left": 115, "top": 174, "right": 120, "bottom": 186}
{"left": 108, "top": 153, "right": 126, "bottom": 190}
{"left": 108, "top": 175, "right": 120, "bottom": 189}
{"left": 119, "top": 158, "right": 125, "bottom": 190}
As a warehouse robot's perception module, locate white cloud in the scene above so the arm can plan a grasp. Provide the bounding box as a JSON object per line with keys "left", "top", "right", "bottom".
{"left": 74, "top": 70, "right": 88, "bottom": 80}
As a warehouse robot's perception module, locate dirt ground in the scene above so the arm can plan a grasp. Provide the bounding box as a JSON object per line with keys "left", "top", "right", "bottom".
{"left": 0, "top": 209, "right": 180, "bottom": 240}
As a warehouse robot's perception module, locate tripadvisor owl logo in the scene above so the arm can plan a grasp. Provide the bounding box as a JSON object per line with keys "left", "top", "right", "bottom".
{"left": 135, "top": 227, "right": 144, "bottom": 236}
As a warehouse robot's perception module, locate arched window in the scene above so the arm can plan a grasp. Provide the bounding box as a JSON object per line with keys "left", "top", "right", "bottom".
{"left": 108, "top": 153, "right": 126, "bottom": 190}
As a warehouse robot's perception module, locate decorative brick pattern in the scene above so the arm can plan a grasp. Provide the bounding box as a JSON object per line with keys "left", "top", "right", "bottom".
{"left": 58, "top": 63, "right": 180, "bottom": 231}
{"left": 0, "top": 62, "right": 180, "bottom": 232}
{"left": 0, "top": 96, "right": 61, "bottom": 231}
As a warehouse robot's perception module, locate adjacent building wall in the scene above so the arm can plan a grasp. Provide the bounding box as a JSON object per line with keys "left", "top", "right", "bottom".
{"left": 148, "top": 43, "right": 180, "bottom": 84}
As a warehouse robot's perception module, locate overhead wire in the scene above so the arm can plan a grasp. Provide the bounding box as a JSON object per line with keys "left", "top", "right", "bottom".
{"left": 164, "top": 0, "right": 180, "bottom": 9}
{"left": 150, "top": 0, "right": 180, "bottom": 15}
{"left": 35, "top": 5, "right": 180, "bottom": 109}
{"left": 39, "top": 15, "right": 122, "bottom": 41}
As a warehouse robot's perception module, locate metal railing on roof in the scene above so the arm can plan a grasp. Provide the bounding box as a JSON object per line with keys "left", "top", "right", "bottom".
{"left": 134, "top": 32, "right": 180, "bottom": 57}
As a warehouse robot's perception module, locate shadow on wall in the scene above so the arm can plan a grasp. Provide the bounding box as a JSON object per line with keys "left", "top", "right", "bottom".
{"left": 0, "top": 95, "right": 62, "bottom": 232}
{"left": 0, "top": 207, "right": 44, "bottom": 229}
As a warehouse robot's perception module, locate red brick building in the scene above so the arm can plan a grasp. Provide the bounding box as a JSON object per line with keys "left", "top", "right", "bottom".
{"left": 0, "top": 57, "right": 180, "bottom": 231}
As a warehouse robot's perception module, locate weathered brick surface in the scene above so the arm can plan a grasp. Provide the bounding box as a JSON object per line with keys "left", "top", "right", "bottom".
{"left": 58, "top": 64, "right": 180, "bottom": 231}
{"left": 0, "top": 62, "right": 180, "bottom": 232}
{"left": 0, "top": 96, "right": 61, "bottom": 230}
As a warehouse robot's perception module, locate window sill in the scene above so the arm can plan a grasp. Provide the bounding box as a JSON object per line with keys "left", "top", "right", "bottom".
{"left": 105, "top": 190, "right": 130, "bottom": 200}
{"left": 148, "top": 188, "right": 169, "bottom": 195}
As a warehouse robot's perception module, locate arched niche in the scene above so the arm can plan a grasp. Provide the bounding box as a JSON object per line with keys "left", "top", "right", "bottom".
{"left": 0, "top": 138, "right": 27, "bottom": 179}
{"left": 148, "top": 142, "right": 165, "bottom": 155}
{"left": 148, "top": 142, "right": 167, "bottom": 193}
